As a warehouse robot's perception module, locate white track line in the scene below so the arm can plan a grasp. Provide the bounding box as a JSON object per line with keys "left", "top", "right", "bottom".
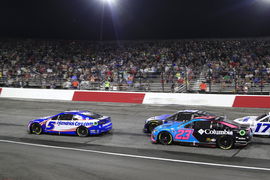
{"left": 1, "top": 139, "right": 270, "bottom": 171}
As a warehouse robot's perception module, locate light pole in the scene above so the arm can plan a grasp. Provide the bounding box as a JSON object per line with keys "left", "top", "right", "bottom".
{"left": 99, "top": 0, "right": 116, "bottom": 41}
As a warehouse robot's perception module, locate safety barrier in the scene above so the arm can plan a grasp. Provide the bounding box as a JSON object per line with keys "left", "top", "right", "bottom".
{"left": 0, "top": 88, "right": 269, "bottom": 108}
{"left": 72, "top": 91, "right": 145, "bottom": 104}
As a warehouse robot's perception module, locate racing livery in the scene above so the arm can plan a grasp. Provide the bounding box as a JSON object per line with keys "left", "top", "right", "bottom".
{"left": 234, "top": 112, "right": 270, "bottom": 136}
{"left": 151, "top": 117, "right": 252, "bottom": 149}
{"left": 144, "top": 110, "right": 218, "bottom": 133}
{"left": 28, "top": 110, "right": 112, "bottom": 137}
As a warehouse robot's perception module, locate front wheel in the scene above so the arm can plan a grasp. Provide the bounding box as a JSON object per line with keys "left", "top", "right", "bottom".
{"left": 76, "top": 126, "right": 89, "bottom": 137}
{"left": 217, "top": 136, "right": 234, "bottom": 150}
{"left": 158, "top": 131, "right": 173, "bottom": 145}
{"left": 30, "top": 123, "right": 43, "bottom": 135}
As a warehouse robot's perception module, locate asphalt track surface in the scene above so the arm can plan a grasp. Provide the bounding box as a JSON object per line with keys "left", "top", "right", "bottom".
{"left": 0, "top": 98, "right": 270, "bottom": 180}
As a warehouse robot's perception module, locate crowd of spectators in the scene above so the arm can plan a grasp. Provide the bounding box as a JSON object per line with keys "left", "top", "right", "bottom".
{"left": 204, "top": 40, "right": 270, "bottom": 92}
{"left": 0, "top": 38, "right": 269, "bottom": 92}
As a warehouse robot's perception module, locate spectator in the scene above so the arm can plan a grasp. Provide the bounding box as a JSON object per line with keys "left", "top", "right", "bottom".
{"left": 199, "top": 82, "right": 207, "bottom": 93}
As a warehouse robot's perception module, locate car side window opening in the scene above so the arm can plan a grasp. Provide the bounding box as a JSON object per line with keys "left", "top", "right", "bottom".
{"left": 184, "top": 122, "right": 194, "bottom": 128}
{"left": 256, "top": 114, "right": 267, "bottom": 121}
{"left": 72, "top": 115, "right": 82, "bottom": 120}
{"left": 210, "top": 121, "right": 224, "bottom": 130}
{"left": 260, "top": 116, "right": 270, "bottom": 122}
{"left": 51, "top": 115, "right": 59, "bottom": 120}
{"left": 58, "top": 114, "right": 73, "bottom": 121}
{"left": 166, "top": 114, "right": 177, "bottom": 121}
{"left": 177, "top": 113, "right": 192, "bottom": 121}
{"left": 193, "top": 121, "right": 211, "bottom": 129}
{"left": 193, "top": 113, "right": 201, "bottom": 118}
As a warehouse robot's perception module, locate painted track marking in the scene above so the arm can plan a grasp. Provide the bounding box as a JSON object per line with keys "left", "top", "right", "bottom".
{"left": 1, "top": 139, "right": 270, "bottom": 171}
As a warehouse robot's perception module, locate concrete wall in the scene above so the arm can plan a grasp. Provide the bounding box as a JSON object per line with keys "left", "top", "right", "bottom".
{"left": 0, "top": 88, "right": 269, "bottom": 108}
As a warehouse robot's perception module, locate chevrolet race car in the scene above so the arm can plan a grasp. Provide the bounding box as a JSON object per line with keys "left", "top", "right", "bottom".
{"left": 234, "top": 112, "right": 270, "bottom": 136}
{"left": 151, "top": 117, "right": 252, "bottom": 149}
{"left": 28, "top": 110, "right": 112, "bottom": 137}
{"left": 144, "top": 110, "right": 218, "bottom": 133}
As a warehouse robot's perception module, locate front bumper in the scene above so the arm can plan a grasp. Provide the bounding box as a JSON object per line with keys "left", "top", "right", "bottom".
{"left": 234, "top": 135, "right": 252, "bottom": 146}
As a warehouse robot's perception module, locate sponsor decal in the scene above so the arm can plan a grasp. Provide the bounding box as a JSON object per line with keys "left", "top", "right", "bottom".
{"left": 236, "top": 137, "right": 246, "bottom": 140}
{"left": 102, "top": 122, "right": 112, "bottom": 127}
{"left": 239, "top": 130, "right": 246, "bottom": 136}
{"left": 206, "top": 138, "right": 216, "bottom": 142}
{"left": 198, "top": 129, "right": 233, "bottom": 135}
{"left": 57, "top": 121, "right": 96, "bottom": 127}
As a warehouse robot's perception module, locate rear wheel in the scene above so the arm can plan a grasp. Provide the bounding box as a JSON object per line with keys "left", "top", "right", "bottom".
{"left": 148, "top": 122, "right": 159, "bottom": 132}
{"left": 217, "top": 136, "right": 234, "bottom": 150}
{"left": 158, "top": 131, "right": 173, "bottom": 145}
{"left": 30, "top": 123, "right": 43, "bottom": 135}
{"left": 76, "top": 126, "right": 89, "bottom": 137}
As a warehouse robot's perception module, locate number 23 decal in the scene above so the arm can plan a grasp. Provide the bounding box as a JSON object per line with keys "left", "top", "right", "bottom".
{"left": 175, "top": 129, "right": 193, "bottom": 140}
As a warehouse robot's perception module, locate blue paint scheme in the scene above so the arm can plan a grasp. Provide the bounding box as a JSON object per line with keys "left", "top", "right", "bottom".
{"left": 28, "top": 111, "right": 112, "bottom": 136}
{"left": 151, "top": 119, "right": 209, "bottom": 143}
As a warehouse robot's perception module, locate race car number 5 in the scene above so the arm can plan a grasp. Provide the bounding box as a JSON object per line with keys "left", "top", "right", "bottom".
{"left": 255, "top": 123, "right": 270, "bottom": 133}
{"left": 175, "top": 129, "right": 193, "bottom": 140}
{"left": 47, "top": 121, "right": 56, "bottom": 130}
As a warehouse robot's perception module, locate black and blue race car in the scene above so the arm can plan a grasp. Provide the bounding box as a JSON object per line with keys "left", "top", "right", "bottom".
{"left": 151, "top": 117, "right": 252, "bottom": 149}
{"left": 144, "top": 110, "right": 218, "bottom": 133}
{"left": 28, "top": 110, "right": 112, "bottom": 137}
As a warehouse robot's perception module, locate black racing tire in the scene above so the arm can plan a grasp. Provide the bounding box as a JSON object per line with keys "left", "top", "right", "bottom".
{"left": 158, "top": 131, "right": 173, "bottom": 145}
{"left": 148, "top": 122, "right": 159, "bottom": 133}
{"left": 217, "top": 136, "right": 234, "bottom": 150}
{"left": 76, "top": 126, "right": 89, "bottom": 137}
{"left": 30, "top": 123, "right": 43, "bottom": 135}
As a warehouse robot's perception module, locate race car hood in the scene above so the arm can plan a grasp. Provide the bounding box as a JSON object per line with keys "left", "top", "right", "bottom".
{"left": 233, "top": 116, "right": 257, "bottom": 125}
{"left": 146, "top": 114, "right": 171, "bottom": 123}
{"left": 29, "top": 118, "right": 48, "bottom": 125}
{"left": 155, "top": 121, "right": 183, "bottom": 130}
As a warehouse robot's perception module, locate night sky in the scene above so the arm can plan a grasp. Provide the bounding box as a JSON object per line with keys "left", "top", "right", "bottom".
{"left": 1, "top": 0, "right": 270, "bottom": 40}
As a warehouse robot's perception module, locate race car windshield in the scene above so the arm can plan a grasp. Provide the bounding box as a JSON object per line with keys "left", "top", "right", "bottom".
{"left": 256, "top": 114, "right": 267, "bottom": 121}
{"left": 81, "top": 112, "right": 102, "bottom": 119}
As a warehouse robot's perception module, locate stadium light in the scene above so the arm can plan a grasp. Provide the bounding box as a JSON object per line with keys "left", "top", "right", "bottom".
{"left": 100, "top": 0, "right": 116, "bottom": 4}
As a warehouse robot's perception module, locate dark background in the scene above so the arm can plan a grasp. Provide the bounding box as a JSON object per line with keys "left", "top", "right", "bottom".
{"left": 1, "top": 0, "right": 270, "bottom": 40}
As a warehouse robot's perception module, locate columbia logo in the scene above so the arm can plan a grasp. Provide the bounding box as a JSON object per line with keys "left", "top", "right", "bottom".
{"left": 198, "top": 129, "right": 204, "bottom": 135}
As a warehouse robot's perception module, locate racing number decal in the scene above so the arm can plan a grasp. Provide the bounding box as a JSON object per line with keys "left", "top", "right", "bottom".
{"left": 175, "top": 129, "right": 193, "bottom": 140}
{"left": 255, "top": 123, "right": 270, "bottom": 133}
{"left": 46, "top": 121, "right": 56, "bottom": 130}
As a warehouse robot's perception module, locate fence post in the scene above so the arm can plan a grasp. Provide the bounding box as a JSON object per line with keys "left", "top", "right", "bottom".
{"left": 161, "top": 71, "right": 164, "bottom": 92}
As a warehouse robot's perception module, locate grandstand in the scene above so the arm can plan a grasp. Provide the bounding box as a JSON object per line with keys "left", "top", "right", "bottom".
{"left": 0, "top": 38, "right": 270, "bottom": 94}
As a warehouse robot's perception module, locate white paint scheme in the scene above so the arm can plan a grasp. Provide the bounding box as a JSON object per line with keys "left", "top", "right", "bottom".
{"left": 234, "top": 113, "right": 270, "bottom": 136}
{"left": 1, "top": 140, "right": 270, "bottom": 171}
{"left": 0, "top": 88, "right": 75, "bottom": 101}
{"left": 143, "top": 93, "right": 236, "bottom": 107}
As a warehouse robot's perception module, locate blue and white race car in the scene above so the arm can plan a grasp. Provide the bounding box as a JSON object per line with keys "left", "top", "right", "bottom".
{"left": 234, "top": 112, "right": 270, "bottom": 136}
{"left": 28, "top": 110, "right": 112, "bottom": 137}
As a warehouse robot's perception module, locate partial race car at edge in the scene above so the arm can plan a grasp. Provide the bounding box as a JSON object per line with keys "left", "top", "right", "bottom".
{"left": 234, "top": 112, "right": 270, "bottom": 137}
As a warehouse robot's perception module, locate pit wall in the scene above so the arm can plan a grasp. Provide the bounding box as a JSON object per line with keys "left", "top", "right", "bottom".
{"left": 0, "top": 87, "right": 269, "bottom": 108}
